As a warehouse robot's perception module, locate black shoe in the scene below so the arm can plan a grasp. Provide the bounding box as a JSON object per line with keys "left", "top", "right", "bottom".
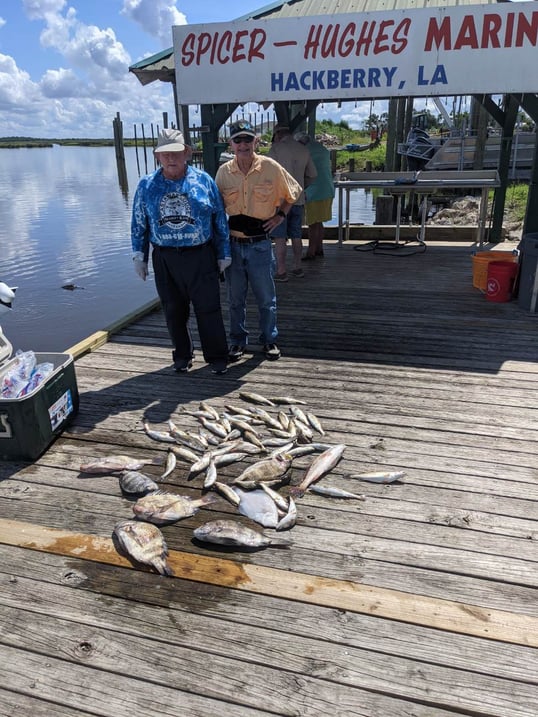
{"left": 263, "top": 343, "right": 281, "bottom": 360}
{"left": 174, "top": 358, "right": 193, "bottom": 373}
{"left": 211, "top": 361, "right": 228, "bottom": 375}
{"left": 228, "top": 345, "right": 245, "bottom": 362}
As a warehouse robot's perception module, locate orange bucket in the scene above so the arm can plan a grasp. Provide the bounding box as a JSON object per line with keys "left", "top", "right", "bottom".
{"left": 472, "top": 251, "right": 518, "bottom": 291}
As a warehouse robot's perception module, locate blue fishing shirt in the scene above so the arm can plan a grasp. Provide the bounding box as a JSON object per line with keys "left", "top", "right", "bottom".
{"left": 131, "top": 165, "right": 230, "bottom": 261}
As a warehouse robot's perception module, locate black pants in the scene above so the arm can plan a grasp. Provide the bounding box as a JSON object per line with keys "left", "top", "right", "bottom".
{"left": 152, "top": 243, "right": 228, "bottom": 365}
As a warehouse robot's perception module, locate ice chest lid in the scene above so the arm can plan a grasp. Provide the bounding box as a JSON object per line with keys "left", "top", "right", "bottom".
{"left": 0, "top": 325, "right": 14, "bottom": 365}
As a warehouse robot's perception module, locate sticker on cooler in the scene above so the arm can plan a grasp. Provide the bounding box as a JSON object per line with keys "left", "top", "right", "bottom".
{"left": 49, "top": 389, "right": 74, "bottom": 431}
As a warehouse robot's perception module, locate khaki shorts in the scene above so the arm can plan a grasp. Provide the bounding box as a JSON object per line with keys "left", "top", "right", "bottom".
{"left": 305, "top": 198, "right": 333, "bottom": 225}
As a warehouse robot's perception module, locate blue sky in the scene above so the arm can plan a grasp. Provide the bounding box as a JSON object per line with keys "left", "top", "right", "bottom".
{"left": 0, "top": 0, "right": 282, "bottom": 138}
{"left": 4, "top": 1, "right": 527, "bottom": 140}
{"left": 0, "top": 0, "right": 391, "bottom": 139}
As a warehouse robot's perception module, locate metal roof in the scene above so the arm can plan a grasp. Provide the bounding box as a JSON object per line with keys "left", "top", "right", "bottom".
{"left": 129, "top": 0, "right": 507, "bottom": 85}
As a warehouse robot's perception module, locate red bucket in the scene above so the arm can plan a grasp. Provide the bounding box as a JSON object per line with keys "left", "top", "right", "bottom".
{"left": 486, "top": 260, "right": 519, "bottom": 302}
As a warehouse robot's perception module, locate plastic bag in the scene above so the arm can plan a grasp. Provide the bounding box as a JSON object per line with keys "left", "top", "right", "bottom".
{"left": 19, "top": 362, "right": 54, "bottom": 396}
{"left": 1, "top": 350, "right": 37, "bottom": 398}
{"left": 1, "top": 350, "right": 53, "bottom": 398}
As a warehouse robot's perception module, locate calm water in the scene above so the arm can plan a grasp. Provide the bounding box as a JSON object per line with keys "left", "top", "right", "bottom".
{"left": 0, "top": 146, "right": 375, "bottom": 354}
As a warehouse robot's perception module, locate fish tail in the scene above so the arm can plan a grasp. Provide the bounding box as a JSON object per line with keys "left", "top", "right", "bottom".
{"left": 157, "top": 562, "right": 174, "bottom": 577}
{"left": 271, "top": 538, "right": 292, "bottom": 548}
{"left": 289, "top": 486, "right": 304, "bottom": 498}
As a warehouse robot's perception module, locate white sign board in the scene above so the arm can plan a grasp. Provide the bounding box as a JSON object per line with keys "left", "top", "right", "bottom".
{"left": 173, "top": 3, "right": 538, "bottom": 104}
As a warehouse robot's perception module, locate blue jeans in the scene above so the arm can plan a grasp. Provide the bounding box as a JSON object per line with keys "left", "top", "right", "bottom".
{"left": 226, "top": 238, "right": 278, "bottom": 346}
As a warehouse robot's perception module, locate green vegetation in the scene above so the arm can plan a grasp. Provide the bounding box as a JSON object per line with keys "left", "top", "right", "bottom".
{"left": 0, "top": 137, "right": 155, "bottom": 149}
{"left": 503, "top": 183, "right": 528, "bottom": 224}
{"left": 0, "top": 137, "right": 116, "bottom": 148}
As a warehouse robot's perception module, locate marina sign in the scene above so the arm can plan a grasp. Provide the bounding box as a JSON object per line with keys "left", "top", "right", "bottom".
{"left": 173, "top": 3, "right": 538, "bottom": 104}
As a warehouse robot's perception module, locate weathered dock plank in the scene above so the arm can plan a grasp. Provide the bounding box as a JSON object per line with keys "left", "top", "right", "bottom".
{"left": 0, "top": 241, "right": 537, "bottom": 717}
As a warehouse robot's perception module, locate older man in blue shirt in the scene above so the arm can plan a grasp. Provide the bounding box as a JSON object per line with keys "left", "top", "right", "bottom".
{"left": 131, "top": 128, "right": 231, "bottom": 375}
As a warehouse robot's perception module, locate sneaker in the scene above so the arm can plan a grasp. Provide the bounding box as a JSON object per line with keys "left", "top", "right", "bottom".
{"left": 174, "top": 359, "right": 193, "bottom": 373}
{"left": 274, "top": 272, "right": 288, "bottom": 282}
{"left": 263, "top": 343, "right": 281, "bottom": 360}
{"left": 291, "top": 268, "right": 305, "bottom": 278}
{"left": 210, "top": 361, "right": 228, "bottom": 375}
{"left": 228, "top": 345, "right": 245, "bottom": 362}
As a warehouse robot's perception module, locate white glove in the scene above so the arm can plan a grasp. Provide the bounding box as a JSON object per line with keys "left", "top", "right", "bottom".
{"left": 218, "top": 257, "right": 232, "bottom": 273}
{"left": 133, "top": 258, "right": 148, "bottom": 281}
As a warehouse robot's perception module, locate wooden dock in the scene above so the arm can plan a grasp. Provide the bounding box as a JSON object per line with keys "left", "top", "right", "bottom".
{"left": 0, "top": 239, "right": 537, "bottom": 717}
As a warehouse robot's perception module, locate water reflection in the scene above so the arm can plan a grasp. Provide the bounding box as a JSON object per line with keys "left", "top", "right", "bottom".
{"left": 0, "top": 146, "right": 374, "bottom": 353}
{"left": 0, "top": 146, "right": 158, "bottom": 352}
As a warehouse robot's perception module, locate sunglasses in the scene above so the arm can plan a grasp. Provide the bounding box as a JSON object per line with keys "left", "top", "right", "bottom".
{"left": 231, "top": 136, "right": 254, "bottom": 144}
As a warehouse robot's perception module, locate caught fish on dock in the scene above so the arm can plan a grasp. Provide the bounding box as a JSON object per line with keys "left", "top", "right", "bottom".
{"left": 308, "top": 485, "right": 365, "bottom": 500}
{"left": 235, "top": 487, "right": 280, "bottom": 528}
{"left": 287, "top": 445, "right": 318, "bottom": 459}
{"left": 213, "top": 481, "right": 241, "bottom": 507}
{"left": 239, "top": 391, "right": 275, "bottom": 406}
{"left": 200, "top": 417, "right": 228, "bottom": 439}
{"left": 290, "top": 405, "right": 308, "bottom": 425}
{"left": 113, "top": 519, "right": 173, "bottom": 576}
{"left": 133, "top": 490, "right": 218, "bottom": 525}
{"left": 269, "top": 396, "right": 307, "bottom": 405}
{"left": 259, "top": 482, "right": 290, "bottom": 512}
{"left": 167, "top": 420, "right": 207, "bottom": 452}
{"left": 169, "top": 445, "right": 200, "bottom": 464}
{"left": 243, "top": 429, "right": 266, "bottom": 451}
{"left": 119, "top": 470, "right": 160, "bottom": 496}
{"left": 224, "top": 403, "right": 254, "bottom": 417}
{"left": 250, "top": 407, "right": 283, "bottom": 430}
{"left": 160, "top": 449, "right": 177, "bottom": 480}
{"left": 203, "top": 455, "right": 218, "bottom": 489}
{"left": 290, "top": 444, "right": 346, "bottom": 497}
{"left": 199, "top": 401, "right": 220, "bottom": 420}
{"left": 347, "top": 470, "right": 406, "bottom": 484}
{"left": 306, "top": 412, "right": 325, "bottom": 435}
{"left": 80, "top": 454, "right": 164, "bottom": 474}
{"left": 193, "top": 519, "right": 291, "bottom": 548}
{"left": 143, "top": 422, "right": 176, "bottom": 443}
{"left": 234, "top": 453, "right": 292, "bottom": 484}
{"left": 275, "top": 496, "right": 297, "bottom": 531}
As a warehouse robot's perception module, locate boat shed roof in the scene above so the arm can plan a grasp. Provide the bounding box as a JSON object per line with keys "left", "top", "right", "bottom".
{"left": 129, "top": 0, "right": 506, "bottom": 86}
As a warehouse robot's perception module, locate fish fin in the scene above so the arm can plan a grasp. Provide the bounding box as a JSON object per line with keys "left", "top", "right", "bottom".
{"left": 289, "top": 486, "right": 304, "bottom": 498}
{"left": 157, "top": 562, "right": 175, "bottom": 577}
{"left": 150, "top": 455, "right": 166, "bottom": 466}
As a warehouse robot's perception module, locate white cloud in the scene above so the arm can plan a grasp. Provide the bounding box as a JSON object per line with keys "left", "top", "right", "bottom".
{"left": 0, "top": 54, "right": 41, "bottom": 110}
{"left": 22, "top": 0, "right": 68, "bottom": 22}
{"left": 40, "top": 67, "right": 81, "bottom": 98}
{"left": 121, "top": 0, "right": 186, "bottom": 47}
{"left": 0, "top": 0, "right": 176, "bottom": 137}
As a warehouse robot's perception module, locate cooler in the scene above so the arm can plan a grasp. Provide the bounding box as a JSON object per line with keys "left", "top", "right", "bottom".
{"left": 0, "top": 328, "right": 79, "bottom": 460}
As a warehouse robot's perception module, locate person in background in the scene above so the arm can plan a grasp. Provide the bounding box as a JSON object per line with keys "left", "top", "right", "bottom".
{"left": 131, "top": 128, "right": 231, "bottom": 375}
{"left": 215, "top": 120, "right": 301, "bottom": 362}
{"left": 267, "top": 124, "right": 317, "bottom": 281}
{"left": 295, "top": 131, "right": 335, "bottom": 260}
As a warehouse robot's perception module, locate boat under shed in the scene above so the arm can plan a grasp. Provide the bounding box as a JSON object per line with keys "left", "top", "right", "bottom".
{"left": 129, "top": 0, "right": 538, "bottom": 241}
